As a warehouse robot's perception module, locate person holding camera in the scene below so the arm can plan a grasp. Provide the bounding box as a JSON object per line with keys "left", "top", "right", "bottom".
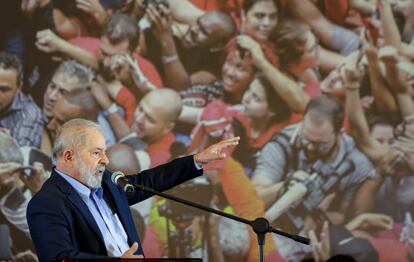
{"left": 252, "top": 95, "right": 374, "bottom": 232}
{"left": 0, "top": 132, "right": 48, "bottom": 258}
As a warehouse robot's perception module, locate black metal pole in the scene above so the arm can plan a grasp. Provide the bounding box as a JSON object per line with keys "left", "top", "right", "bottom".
{"left": 133, "top": 184, "right": 310, "bottom": 261}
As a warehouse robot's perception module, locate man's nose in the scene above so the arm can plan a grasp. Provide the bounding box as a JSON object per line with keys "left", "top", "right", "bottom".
{"left": 307, "top": 143, "right": 316, "bottom": 151}
{"left": 262, "top": 16, "right": 271, "bottom": 27}
{"left": 49, "top": 88, "right": 59, "bottom": 101}
{"left": 100, "top": 152, "right": 109, "bottom": 165}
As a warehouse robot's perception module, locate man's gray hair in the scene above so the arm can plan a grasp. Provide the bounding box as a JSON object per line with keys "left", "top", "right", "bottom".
{"left": 0, "top": 132, "right": 24, "bottom": 164}
{"left": 52, "top": 119, "right": 102, "bottom": 160}
{"left": 55, "top": 60, "right": 94, "bottom": 88}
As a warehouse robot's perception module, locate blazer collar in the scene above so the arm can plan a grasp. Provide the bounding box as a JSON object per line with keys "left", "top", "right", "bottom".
{"left": 50, "top": 168, "right": 140, "bottom": 248}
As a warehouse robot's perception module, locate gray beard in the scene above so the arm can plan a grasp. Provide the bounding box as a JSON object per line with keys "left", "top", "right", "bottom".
{"left": 78, "top": 157, "right": 105, "bottom": 189}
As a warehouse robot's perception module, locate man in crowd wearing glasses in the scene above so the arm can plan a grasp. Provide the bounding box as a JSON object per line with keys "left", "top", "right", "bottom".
{"left": 252, "top": 95, "right": 374, "bottom": 229}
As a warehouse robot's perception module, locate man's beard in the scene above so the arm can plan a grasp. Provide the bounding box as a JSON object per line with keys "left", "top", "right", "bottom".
{"left": 78, "top": 156, "right": 106, "bottom": 189}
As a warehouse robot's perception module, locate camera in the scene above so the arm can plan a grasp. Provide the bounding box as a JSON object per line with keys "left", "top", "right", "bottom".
{"left": 19, "top": 165, "right": 36, "bottom": 177}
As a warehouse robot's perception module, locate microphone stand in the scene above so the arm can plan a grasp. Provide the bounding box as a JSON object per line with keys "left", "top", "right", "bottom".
{"left": 133, "top": 184, "right": 310, "bottom": 262}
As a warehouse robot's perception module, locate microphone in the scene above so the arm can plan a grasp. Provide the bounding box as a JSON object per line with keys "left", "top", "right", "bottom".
{"left": 111, "top": 171, "right": 135, "bottom": 193}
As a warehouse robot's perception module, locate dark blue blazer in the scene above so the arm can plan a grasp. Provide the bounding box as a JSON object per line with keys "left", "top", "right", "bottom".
{"left": 27, "top": 155, "right": 202, "bottom": 262}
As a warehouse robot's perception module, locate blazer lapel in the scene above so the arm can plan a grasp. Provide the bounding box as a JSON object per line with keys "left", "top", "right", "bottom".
{"left": 102, "top": 172, "right": 139, "bottom": 245}
{"left": 50, "top": 171, "right": 105, "bottom": 246}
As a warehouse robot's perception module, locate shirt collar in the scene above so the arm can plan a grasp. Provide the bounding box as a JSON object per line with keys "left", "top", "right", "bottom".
{"left": 55, "top": 168, "right": 104, "bottom": 202}
{"left": 9, "top": 91, "right": 25, "bottom": 111}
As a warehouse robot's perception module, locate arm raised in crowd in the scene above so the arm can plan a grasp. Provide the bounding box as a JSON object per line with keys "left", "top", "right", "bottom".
{"left": 237, "top": 35, "right": 310, "bottom": 113}
{"left": 146, "top": 5, "right": 191, "bottom": 90}
{"left": 90, "top": 82, "right": 134, "bottom": 141}
{"left": 344, "top": 64, "right": 391, "bottom": 216}
{"left": 379, "top": 0, "right": 414, "bottom": 59}
{"left": 364, "top": 34, "right": 398, "bottom": 111}
{"left": 35, "top": 29, "right": 99, "bottom": 69}
{"left": 286, "top": 0, "right": 336, "bottom": 47}
{"left": 344, "top": 62, "right": 387, "bottom": 162}
{"left": 380, "top": 46, "right": 414, "bottom": 116}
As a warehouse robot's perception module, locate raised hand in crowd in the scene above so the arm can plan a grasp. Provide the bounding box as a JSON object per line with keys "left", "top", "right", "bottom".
{"left": 20, "top": 162, "right": 47, "bottom": 195}
{"left": 379, "top": 46, "right": 403, "bottom": 89}
{"left": 309, "top": 221, "right": 331, "bottom": 262}
{"left": 345, "top": 213, "right": 394, "bottom": 231}
{"left": 236, "top": 35, "right": 267, "bottom": 68}
{"left": 341, "top": 56, "right": 365, "bottom": 91}
{"left": 361, "top": 28, "right": 399, "bottom": 111}
{"left": 35, "top": 29, "right": 98, "bottom": 69}
{"left": 109, "top": 53, "right": 156, "bottom": 95}
{"left": 35, "top": 29, "right": 64, "bottom": 53}
{"left": 35, "top": 29, "right": 67, "bottom": 56}
{"left": 379, "top": 46, "right": 414, "bottom": 116}
{"left": 75, "top": 0, "right": 108, "bottom": 26}
{"left": 236, "top": 34, "right": 310, "bottom": 112}
{"left": 147, "top": 3, "right": 174, "bottom": 46}
{"left": 321, "top": 50, "right": 363, "bottom": 95}
{"left": 0, "top": 162, "right": 21, "bottom": 190}
{"left": 20, "top": 0, "right": 43, "bottom": 17}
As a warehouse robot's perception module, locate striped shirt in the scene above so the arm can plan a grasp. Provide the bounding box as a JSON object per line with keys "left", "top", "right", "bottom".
{"left": 0, "top": 92, "right": 44, "bottom": 148}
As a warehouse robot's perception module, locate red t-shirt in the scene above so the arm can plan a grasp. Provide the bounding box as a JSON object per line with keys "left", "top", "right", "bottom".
{"left": 69, "top": 37, "right": 163, "bottom": 125}
{"left": 132, "top": 132, "right": 175, "bottom": 172}
{"left": 147, "top": 132, "right": 175, "bottom": 168}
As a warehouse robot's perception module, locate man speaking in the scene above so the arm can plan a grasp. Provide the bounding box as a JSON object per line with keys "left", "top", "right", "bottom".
{"left": 27, "top": 118, "right": 239, "bottom": 261}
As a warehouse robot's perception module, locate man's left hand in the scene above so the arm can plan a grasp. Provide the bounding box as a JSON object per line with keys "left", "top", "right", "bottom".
{"left": 194, "top": 137, "right": 240, "bottom": 165}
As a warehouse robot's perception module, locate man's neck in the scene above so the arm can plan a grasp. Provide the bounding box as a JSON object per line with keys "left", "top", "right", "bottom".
{"left": 0, "top": 100, "right": 14, "bottom": 116}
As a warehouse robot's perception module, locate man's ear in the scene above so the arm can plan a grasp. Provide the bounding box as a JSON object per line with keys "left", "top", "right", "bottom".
{"left": 63, "top": 149, "right": 75, "bottom": 163}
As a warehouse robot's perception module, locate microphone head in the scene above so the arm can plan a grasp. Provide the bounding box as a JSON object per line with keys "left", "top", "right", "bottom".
{"left": 111, "top": 171, "right": 135, "bottom": 193}
{"left": 111, "top": 171, "right": 125, "bottom": 184}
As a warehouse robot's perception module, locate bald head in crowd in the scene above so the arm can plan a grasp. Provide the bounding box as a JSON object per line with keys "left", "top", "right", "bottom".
{"left": 181, "top": 11, "right": 236, "bottom": 49}
{"left": 131, "top": 88, "right": 182, "bottom": 144}
{"left": 106, "top": 144, "right": 140, "bottom": 175}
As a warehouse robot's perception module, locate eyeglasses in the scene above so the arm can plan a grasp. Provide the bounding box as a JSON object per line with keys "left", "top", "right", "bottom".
{"left": 298, "top": 129, "right": 335, "bottom": 152}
